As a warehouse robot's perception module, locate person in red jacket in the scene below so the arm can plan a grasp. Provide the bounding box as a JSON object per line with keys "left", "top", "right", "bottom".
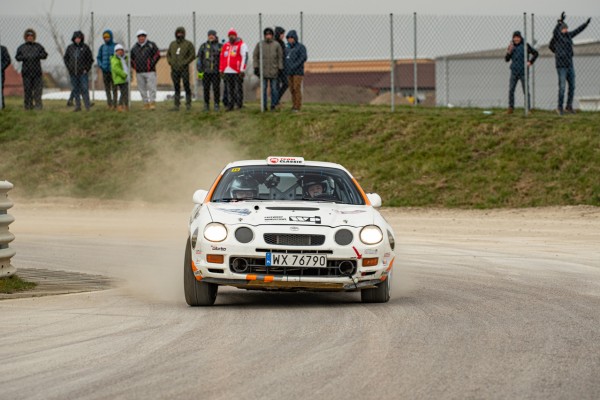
{"left": 219, "top": 28, "right": 248, "bottom": 111}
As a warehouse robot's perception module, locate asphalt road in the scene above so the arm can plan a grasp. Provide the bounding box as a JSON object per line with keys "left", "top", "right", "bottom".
{"left": 1, "top": 203, "right": 599, "bottom": 399}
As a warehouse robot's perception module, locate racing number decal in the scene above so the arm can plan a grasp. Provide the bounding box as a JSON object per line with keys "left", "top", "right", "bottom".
{"left": 231, "top": 168, "right": 241, "bottom": 172}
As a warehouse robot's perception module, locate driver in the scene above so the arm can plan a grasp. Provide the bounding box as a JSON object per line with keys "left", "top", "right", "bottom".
{"left": 229, "top": 175, "right": 259, "bottom": 200}
{"left": 302, "top": 176, "right": 326, "bottom": 198}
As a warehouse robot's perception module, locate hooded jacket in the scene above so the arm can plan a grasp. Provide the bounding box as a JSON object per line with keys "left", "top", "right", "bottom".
{"left": 167, "top": 27, "right": 196, "bottom": 70}
{"left": 63, "top": 31, "right": 94, "bottom": 76}
{"left": 197, "top": 38, "right": 222, "bottom": 74}
{"left": 274, "top": 26, "right": 286, "bottom": 62}
{"left": 220, "top": 37, "right": 248, "bottom": 74}
{"left": 131, "top": 36, "right": 161, "bottom": 73}
{"left": 15, "top": 29, "right": 48, "bottom": 77}
{"left": 504, "top": 32, "right": 538, "bottom": 75}
{"left": 284, "top": 30, "right": 307, "bottom": 76}
{"left": 253, "top": 36, "right": 283, "bottom": 79}
{"left": 97, "top": 30, "right": 115, "bottom": 72}
{"left": 552, "top": 19, "right": 591, "bottom": 68}
{"left": 111, "top": 53, "right": 129, "bottom": 85}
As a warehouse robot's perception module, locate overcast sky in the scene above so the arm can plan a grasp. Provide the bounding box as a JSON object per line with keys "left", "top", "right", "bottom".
{"left": 4, "top": 0, "right": 600, "bottom": 16}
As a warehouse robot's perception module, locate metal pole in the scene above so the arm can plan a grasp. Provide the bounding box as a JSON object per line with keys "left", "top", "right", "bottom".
{"left": 300, "top": 11, "right": 304, "bottom": 99}
{"left": 127, "top": 14, "right": 131, "bottom": 109}
{"left": 523, "top": 12, "right": 528, "bottom": 116}
{"left": 0, "top": 29, "right": 4, "bottom": 111}
{"left": 91, "top": 12, "right": 95, "bottom": 103}
{"left": 445, "top": 57, "right": 449, "bottom": 106}
{"left": 390, "top": 13, "right": 395, "bottom": 112}
{"left": 193, "top": 11, "right": 197, "bottom": 103}
{"left": 531, "top": 13, "right": 536, "bottom": 109}
{"left": 259, "top": 13, "right": 264, "bottom": 112}
{"left": 413, "top": 12, "right": 418, "bottom": 107}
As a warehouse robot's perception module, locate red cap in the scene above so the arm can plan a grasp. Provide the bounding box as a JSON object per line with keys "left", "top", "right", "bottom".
{"left": 228, "top": 28, "right": 237, "bottom": 37}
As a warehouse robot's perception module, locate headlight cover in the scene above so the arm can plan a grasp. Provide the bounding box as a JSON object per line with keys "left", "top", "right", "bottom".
{"left": 204, "top": 223, "right": 228, "bottom": 242}
{"left": 360, "top": 225, "right": 383, "bottom": 245}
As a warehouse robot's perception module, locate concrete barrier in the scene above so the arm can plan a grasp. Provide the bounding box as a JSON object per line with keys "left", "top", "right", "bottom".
{"left": 0, "top": 181, "right": 16, "bottom": 278}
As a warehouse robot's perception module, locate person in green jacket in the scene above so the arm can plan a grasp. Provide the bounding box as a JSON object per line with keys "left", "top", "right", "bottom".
{"left": 111, "top": 44, "right": 129, "bottom": 112}
{"left": 167, "top": 26, "right": 196, "bottom": 111}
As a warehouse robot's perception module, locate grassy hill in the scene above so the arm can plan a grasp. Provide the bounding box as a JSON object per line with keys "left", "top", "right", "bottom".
{"left": 1, "top": 97, "right": 598, "bottom": 208}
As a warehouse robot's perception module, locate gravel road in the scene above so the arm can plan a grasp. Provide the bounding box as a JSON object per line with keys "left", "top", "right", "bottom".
{"left": 1, "top": 200, "right": 599, "bottom": 399}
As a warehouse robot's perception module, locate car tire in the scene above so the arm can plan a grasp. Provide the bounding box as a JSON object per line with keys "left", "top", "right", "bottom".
{"left": 361, "top": 272, "right": 391, "bottom": 303}
{"left": 184, "top": 238, "right": 218, "bottom": 306}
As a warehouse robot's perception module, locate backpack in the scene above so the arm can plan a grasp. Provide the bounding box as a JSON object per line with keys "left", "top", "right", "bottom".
{"left": 549, "top": 36, "right": 557, "bottom": 53}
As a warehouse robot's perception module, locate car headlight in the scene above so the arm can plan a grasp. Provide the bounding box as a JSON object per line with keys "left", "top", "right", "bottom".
{"left": 204, "top": 223, "right": 228, "bottom": 242}
{"left": 360, "top": 225, "right": 383, "bottom": 245}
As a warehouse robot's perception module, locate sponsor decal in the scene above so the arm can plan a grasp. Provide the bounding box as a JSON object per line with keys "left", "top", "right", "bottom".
{"left": 195, "top": 250, "right": 202, "bottom": 255}
{"left": 334, "top": 209, "right": 367, "bottom": 215}
{"left": 214, "top": 207, "right": 251, "bottom": 216}
{"left": 265, "top": 216, "right": 286, "bottom": 222}
{"left": 364, "top": 249, "right": 378, "bottom": 255}
{"left": 231, "top": 167, "right": 241, "bottom": 172}
{"left": 211, "top": 246, "right": 226, "bottom": 251}
{"left": 290, "top": 226, "right": 300, "bottom": 231}
{"left": 384, "top": 252, "right": 391, "bottom": 258}
{"left": 289, "top": 216, "right": 321, "bottom": 224}
{"left": 267, "top": 156, "right": 305, "bottom": 165}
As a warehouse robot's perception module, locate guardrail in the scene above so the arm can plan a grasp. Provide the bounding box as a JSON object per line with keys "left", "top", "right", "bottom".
{"left": 0, "top": 181, "right": 16, "bottom": 278}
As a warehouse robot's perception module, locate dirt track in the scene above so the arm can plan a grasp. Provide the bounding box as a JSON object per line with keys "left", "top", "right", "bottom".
{"left": 1, "top": 200, "right": 599, "bottom": 399}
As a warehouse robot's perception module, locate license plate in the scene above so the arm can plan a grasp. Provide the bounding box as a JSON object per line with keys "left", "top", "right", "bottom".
{"left": 266, "top": 253, "right": 327, "bottom": 268}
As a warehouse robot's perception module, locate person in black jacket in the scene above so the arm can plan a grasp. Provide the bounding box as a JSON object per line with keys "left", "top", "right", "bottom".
{"left": 131, "top": 30, "right": 161, "bottom": 110}
{"left": 15, "top": 28, "right": 48, "bottom": 110}
{"left": 505, "top": 31, "right": 538, "bottom": 114}
{"left": 1, "top": 45, "right": 11, "bottom": 109}
{"left": 274, "top": 26, "right": 288, "bottom": 106}
{"left": 552, "top": 12, "right": 592, "bottom": 114}
{"left": 197, "top": 30, "right": 222, "bottom": 111}
{"left": 64, "top": 31, "right": 94, "bottom": 111}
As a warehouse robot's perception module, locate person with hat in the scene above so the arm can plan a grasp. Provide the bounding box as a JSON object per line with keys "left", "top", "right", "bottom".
{"left": 219, "top": 28, "right": 248, "bottom": 111}
{"left": 15, "top": 28, "right": 48, "bottom": 110}
{"left": 97, "top": 30, "right": 117, "bottom": 109}
{"left": 552, "top": 12, "right": 592, "bottom": 115}
{"left": 111, "top": 44, "right": 129, "bottom": 112}
{"left": 504, "top": 30, "right": 538, "bottom": 114}
{"left": 197, "top": 30, "right": 222, "bottom": 111}
{"left": 1, "top": 45, "right": 11, "bottom": 109}
{"left": 274, "top": 26, "right": 288, "bottom": 106}
{"left": 167, "top": 26, "right": 195, "bottom": 111}
{"left": 253, "top": 27, "right": 283, "bottom": 111}
{"left": 284, "top": 30, "right": 307, "bottom": 112}
{"left": 130, "top": 29, "right": 161, "bottom": 110}
{"left": 64, "top": 30, "right": 94, "bottom": 112}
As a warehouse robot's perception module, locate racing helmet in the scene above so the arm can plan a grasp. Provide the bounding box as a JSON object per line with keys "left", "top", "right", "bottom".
{"left": 229, "top": 175, "right": 260, "bottom": 199}
{"left": 302, "top": 175, "right": 327, "bottom": 197}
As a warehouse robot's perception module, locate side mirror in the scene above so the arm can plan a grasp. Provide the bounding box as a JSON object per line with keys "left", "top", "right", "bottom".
{"left": 192, "top": 189, "right": 209, "bottom": 205}
{"left": 366, "top": 193, "right": 382, "bottom": 208}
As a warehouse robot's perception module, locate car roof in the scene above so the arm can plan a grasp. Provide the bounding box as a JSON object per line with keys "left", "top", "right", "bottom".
{"left": 221, "top": 159, "right": 354, "bottom": 177}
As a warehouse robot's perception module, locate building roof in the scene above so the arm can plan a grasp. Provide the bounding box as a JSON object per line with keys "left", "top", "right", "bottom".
{"left": 436, "top": 40, "right": 600, "bottom": 60}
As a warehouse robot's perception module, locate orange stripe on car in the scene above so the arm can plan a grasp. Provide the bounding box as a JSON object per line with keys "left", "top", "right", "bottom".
{"left": 380, "top": 257, "right": 395, "bottom": 281}
{"left": 204, "top": 173, "right": 224, "bottom": 203}
{"left": 352, "top": 178, "right": 371, "bottom": 206}
{"left": 264, "top": 275, "right": 274, "bottom": 282}
{"left": 246, "top": 274, "right": 257, "bottom": 281}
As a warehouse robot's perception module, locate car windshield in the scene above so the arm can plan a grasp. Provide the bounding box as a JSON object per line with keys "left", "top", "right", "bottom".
{"left": 211, "top": 165, "right": 366, "bottom": 205}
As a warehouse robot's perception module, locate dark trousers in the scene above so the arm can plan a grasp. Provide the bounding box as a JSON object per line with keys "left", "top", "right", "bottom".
{"left": 224, "top": 73, "right": 243, "bottom": 109}
{"left": 23, "top": 73, "right": 43, "bottom": 110}
{"left": 1, "top": 71, "right": 5, "bottom": 109}
{"left": 508, "top": 71, "right": 530, "bottom": 109}
{"left": 116, "top": 83, "right": 129, "bottom": 106}
{"left": 557, "top": 66, "right": 575, "bottom": 111}
{"left": 277, "top": 70, "right": 288, "bottom": 103}
{"left": 171, "top": 67, "right": 191, "bottom": 107}
{"left": 102, "top": 70, "right": 118, "bottom": 107}
{"left": 202, "top": 73, "right": 220, "bottom": 106}
{"left": 262, "top": 77, "right": 279, "bottom": 111}
{"left": 70, "top": 74, "right": 91, "bottom": 110}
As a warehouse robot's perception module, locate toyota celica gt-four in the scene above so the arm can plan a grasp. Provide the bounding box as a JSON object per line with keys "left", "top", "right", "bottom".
{"left": 184, "top": 157, "right": 396, "bottom": 306}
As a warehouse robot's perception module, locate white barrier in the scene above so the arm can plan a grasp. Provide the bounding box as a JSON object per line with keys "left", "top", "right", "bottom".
{"left": 0, "top": 181, "right": 16, "bottom": 278}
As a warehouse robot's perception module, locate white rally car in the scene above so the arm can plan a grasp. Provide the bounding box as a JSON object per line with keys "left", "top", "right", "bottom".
{"left": 184, "top": 157, "right": 396, "bottom": 306}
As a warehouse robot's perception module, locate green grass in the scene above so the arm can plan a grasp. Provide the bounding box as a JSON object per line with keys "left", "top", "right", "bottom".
{"left": 1, "top": 96, "right": 599, "bottom": 208}
{"left": 0, "top": 275, "right": 37, "bottom": 294}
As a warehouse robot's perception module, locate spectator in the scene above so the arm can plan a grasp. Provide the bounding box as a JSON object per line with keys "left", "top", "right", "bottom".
{"left": 97, "top": 30, "right": 117, "bottom": 109}
{"left": 1, "top": 45, "right": 11, "bottom": 109}
{"left": 219, "top": 29, "right": 248, "bottom": 111}
{"left": 284, "top": 30, "right": 307, "bottom": 112}
{"left": 505, "top": 31, "right": 538, "bottom": 114}
{"left": 197, "top": 30, "right": 222, "bottom": 112}
{"left": 15, "top": 28, "right": 48, "bottom": 110}
{"left": 111, "top": 44, "right": 129, "bottom": 112}
{"left": 64, "top": 31, "right": 94, "bottom": 112}
{"left": 253, "top": 27, "right": 283, "bottom": 111}
{"left": 131, "top": 30, "right": 160, "bottom": 110}
{"left": 274, "top": 26, "right": 288, "bottom": 106}
{"left": 167, "top": 27, "right": 195, "bottom": 111}
{"left": 552, "top": 12, "right": 592, "bottom": 115}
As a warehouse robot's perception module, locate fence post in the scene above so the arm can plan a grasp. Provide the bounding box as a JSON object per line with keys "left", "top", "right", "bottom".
{"left": 444, "top": 57, "right": 450, "bottom": 106}
{"left": 390, "top": 13, "right": 395, "bottom": 112}
{"left": 127, "top": 14, "right": 131, "bottom": 109}
{"left": 259, "top": 13, "right": 264, "bottom": 112}
{"left": 193, "top": 11, "right": 197, "bottom": 103}
{"left": 413, "top": 12, "right": 418, "bottom": 107}
{"left": 300, "top": 11, "right": 304, "bottom": 99}
{"left": 531, "top": 13, "right": 536, "bottom": 109}
{"left": 0, "top": 29, "right": 3, "bottom": 111}
{"left": 91, "top": 11, "right": 95, "bottom": 103}
{"left": 0, "top": 181, "right": 16, "bottom": 278}
{"left": 523, "top": 12, "right": 528, "bottom": 117}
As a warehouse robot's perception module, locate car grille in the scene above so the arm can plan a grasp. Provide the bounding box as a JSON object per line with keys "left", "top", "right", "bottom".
{"left": 228, "top": 257, "right": 357, "bottom": 277}
{"left": 263, "top": 233, "right": 325, "bottom": 246}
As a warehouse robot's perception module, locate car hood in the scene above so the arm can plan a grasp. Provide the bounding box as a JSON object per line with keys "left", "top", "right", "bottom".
{"left": 206, "top": 201, "right": 375, "bottom": 228}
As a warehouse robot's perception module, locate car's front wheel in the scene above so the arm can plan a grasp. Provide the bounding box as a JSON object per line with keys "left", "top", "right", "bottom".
{"left": 184, "top": 239, "right": 218, "bottom": 306}
{"left": 361, "top": 271, "right": 391, "bottom": 303}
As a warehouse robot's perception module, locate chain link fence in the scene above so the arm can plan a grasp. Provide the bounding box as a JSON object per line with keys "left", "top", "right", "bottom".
{"left": 1, "top": 12, "right": 599, "bottom": 112}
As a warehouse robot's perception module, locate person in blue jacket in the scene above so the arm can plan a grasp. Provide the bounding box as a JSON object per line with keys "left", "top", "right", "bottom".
{"left": 552, "top": 12, "right": 591, "bottom": 114}
{"left": 504, "top": 31, "right": 538, "bottom": 114}
{"left": 97, "top": 30, "right": 117, "bottom": 109}
{"left": 284, "top": 30, "right": 307, "bottom": 112}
